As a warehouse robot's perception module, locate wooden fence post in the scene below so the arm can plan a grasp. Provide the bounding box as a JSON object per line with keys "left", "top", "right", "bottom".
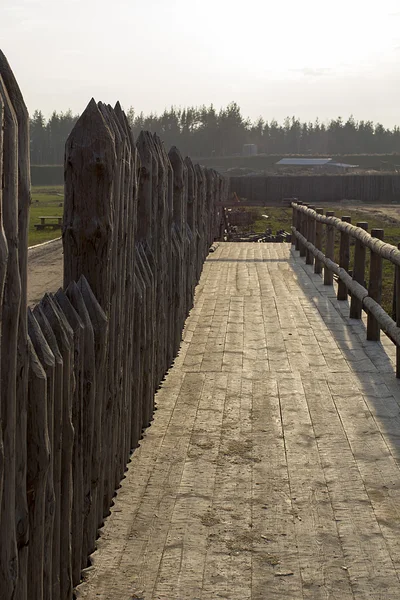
{"left": 350, "top": 222, "right": 368, "bottom": 319}
{"left": 0, "top": 52, "right": 31, "bottom": 600}
{"left": 27, "top": 311, "right": 54, "bottom": 600}
{"left": 314, "top": 208, "right": 323, "bottom": 274}
{"left": 337, "top": 216, "right": 352, "bottom": 300}
{"left": 26, "top": 339, "right": 50, "bottom": 600}
{"left": 367, "top": 229, "right": 384, "bottom": 340}
{"left": 0, "top": 89, "right": 5, "bottom": 547}
{"left": 324, "top": 211, "right": 335, "bottom": 285}
{"left": 32, "top": 305, "right": 63, "bottom": 600}
{"left": 306, "top": 205, "right": 315, "bottom": 265}
{"left": 295, "top": 202, "right": 302, "bottom": 251}
{"left": 0, "top": 72, "right": 20, "bottom": 600}
{"left": 396, "top": 243, "right": 400, "bottom": 377}
{"left": 291, "top": 202, "right": 296, "bottom": 245}
{"left": 299, "top": 206, "right": 307, "bottom": 258}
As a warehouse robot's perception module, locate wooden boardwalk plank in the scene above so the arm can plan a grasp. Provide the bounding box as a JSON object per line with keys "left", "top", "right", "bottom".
{"left": 77, "top": 243, "right": 400, "bottom": 600}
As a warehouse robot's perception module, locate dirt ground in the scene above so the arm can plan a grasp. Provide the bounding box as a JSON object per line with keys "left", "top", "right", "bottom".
{"left": 27, "top": 238, "right": 63, "bottom": 306}
{"left": 337, "top": 202, "right": 400, "bottom": 224}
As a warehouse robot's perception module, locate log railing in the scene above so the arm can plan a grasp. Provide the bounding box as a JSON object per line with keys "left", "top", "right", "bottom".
{"left": 292, "top": 201, "right": 400, "bottom": 376}
{"left": 0, "top": 52, "right": 227, "bottom": 599}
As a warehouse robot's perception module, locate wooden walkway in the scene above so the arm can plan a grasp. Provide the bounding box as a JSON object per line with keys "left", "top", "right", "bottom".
{"left": 77, "top": 243, "right": 400, "bottom": 600}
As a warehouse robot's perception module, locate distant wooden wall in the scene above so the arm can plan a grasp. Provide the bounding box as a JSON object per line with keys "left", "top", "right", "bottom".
{"left": 230, "top": 174, "right": 400, "bottom": 205}
{"left": 0, "top": 55, "right": 227, "bottom": 599}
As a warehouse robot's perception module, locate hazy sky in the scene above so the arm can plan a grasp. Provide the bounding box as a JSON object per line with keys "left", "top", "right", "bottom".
{"left": 1, "top": 0, "right": 400, "bottom": 126}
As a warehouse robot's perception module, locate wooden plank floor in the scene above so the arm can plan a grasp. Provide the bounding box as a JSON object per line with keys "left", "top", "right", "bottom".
{"left": 77, "top": 243, "right": 400, "bottom": 600}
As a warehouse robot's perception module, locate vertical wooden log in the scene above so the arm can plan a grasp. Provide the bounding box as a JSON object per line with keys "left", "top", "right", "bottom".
{"left": 115, "top": 106, "right": 135, "bottom": 468}
{"left": 97, "top": 104, "right": 121, "bottom": 502}
{"left": 0, "top": 52, "right": 31, "bottom": 600}
{"left": 324, "top": 211, "right": 335, "bottom": 286}
{"left": 337, "top": 216, "right": 352, "bottom": 300}
{"left": 306, "top": 205, "right": 315, "bottom": 265}
{"left": 65, "top": 281, "right": 97, "bottom": 566}
{"left": 0, "top": 88, "right": 6, "bottom": 543}
{"left": 314, "top": 208, "right": 323, "bottom": 274}
{"left": 76, "top": 275, "right": 107, "bottom": 535}
{"left": 169, "top": 146, "right": 187, "bottom": 354}
{"left": 0, "top": 74, "right": 20, "bottom": 600}
{"left": 26, "top": 339, "right": 50, "bottom": 600}
{"left": 32, "top": 305, "right": 63, "bottom": 600}
{"left": 153, "top": 135, "right": 169, "bottom": 380}
{"left": 367, "top": 229, "right": 384, "bottom": 340}
{"left": 184, "top": 156, "right": 197, "bottom": 311}
{"left": 27, "top": 310, "right": 54, "bottom": 600}
{"left": 64, "top": 100, "right": 115, "bottom": 526}
{"left": 396, "top": 243, "right": 400, "bottom": 378}
{"left": 40, "top": 294, "right": 74, "bottom": 600}
{"left": 131, "top": 269, "right": 144, "bottom": 448}
{"left": 63, "top": 99, "right": 115, "bottom": 307}
{"left": 54, "top": 290, "right": 85, "bottom": 588}
{"left": 125, "top": 119, "right": 138, "bottom": 458}
{"left": 136, "top": 132, "right": 156, "bottom": 430}
{"left": 194, "top": 164, "right": 205, "bottom": 282}
{"left": 350, "top": 222, "right": 368, "bottom": 319}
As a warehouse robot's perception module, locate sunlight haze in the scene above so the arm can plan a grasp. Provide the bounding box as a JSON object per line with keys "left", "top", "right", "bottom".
{"left": 1, "top": 0, "right": 399, "bottom": 125}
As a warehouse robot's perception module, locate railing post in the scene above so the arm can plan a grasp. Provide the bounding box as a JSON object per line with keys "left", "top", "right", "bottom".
{"left": 314, "top": 208, "right": 323, "bottom": 274}
{"left": 300, "top": 205, "right": 307, "bottom": 257}
{"left": 396, "top": 243, "right": 400, "bottom": 377}
{"left": 367, "top": 229, "right": 384, "bottom": 341}
{"left": 306, "top": 205, "right": 315, "bottom": 265}
{"left": 324, "top": 211, "right": 335, "bottom": 285}
{"left": 337, "top": 216, "right": 352, "bottom": 300}
{"left": 350, "top": 222, "right": 368, "bottom": 319}
{"left": 291, "top": 203, "right": 296, "bottom": 246}
{"left": 295, "top": 201, "right": 303, "bottom": 251}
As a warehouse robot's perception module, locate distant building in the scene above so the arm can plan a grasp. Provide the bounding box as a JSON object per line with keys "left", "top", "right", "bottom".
{"left": 276, "top": 158, "right": 358, "bottom": 172}
{"left": 243, "top": 144, "right": 258, "bottom": 157}
{"left": 276, "top": 158, "right": 332, "bottom": 168}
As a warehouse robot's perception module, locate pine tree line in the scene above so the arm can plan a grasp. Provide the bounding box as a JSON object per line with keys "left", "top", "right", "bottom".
{"left": 30, "top": 104, "right": 400, "bottom": 165}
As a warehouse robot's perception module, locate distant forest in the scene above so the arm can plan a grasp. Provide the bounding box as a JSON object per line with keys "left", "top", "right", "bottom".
{"left": 30, "top": 103, "right": 400, "bottom": 165}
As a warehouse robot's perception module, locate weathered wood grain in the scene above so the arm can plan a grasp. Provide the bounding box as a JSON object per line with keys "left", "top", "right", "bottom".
{"left": 0, "top": 52, "right": 30, "bottom": 600}
{"left": 0, "top": 89, "right": 6, "bottom": 546}
{"left": 27, "top": 310, "right": 54, "bottom": 600}
{"left": 0, "top": 73, "right": 20, "bottom": 600}
{"left": 26, "top": 339, "right": 50, "bottom": 600}
{"left": 40, "top": 293, "right": 74, "bottom": 600}
{"left": 350, "top": 222, "right": 368, "bottom": 319}
{"left": 54, "top": 289, "right": 85, "bottom": 586}
{"left": 367, "top": 228, "right": 384, "bottom": 340}
{"left": 337, "top": 216, "right": 352, "bottom": 301}
{"left": 324, "top": 211, "right": 335, "bottom": 286}
{"left": 32, "top": 304, "right": 63, "bottom": 600}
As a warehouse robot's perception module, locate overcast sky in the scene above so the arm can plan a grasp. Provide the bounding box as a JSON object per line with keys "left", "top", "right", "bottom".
{"left": 1, "top": 0, "right": 400, "bottom": 126}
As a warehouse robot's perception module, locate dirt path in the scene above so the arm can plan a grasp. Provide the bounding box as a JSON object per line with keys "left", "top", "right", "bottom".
{"left": 76, "top": 243, "right": 400, "bottom": 600}
{"left": 27, "top": 238, "right": 63, "bottom": 305}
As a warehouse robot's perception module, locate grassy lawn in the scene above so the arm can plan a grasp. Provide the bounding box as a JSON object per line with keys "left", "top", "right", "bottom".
{"left": 247, "top": 205, "right": 400, "bottom": 315}
{"left": 29, "top": 186, "right": 64, "bottom": 246}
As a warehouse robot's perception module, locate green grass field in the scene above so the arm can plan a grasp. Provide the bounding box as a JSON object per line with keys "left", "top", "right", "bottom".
{"left": 29, "top": 186, "right": 64, "bottom": 246}
{"left": 246, "top": 205, "right": 400, "bottom": 315}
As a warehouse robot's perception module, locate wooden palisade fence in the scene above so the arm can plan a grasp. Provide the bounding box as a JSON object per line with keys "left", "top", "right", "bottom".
{"left": 291, "top": 201, "right": 400, "bottom": 376}
{"left": 0, "top": 52, "right": 226, "bottom": 599}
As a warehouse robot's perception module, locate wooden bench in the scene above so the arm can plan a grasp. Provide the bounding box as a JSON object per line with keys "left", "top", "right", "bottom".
{"left": 34, "top": 216, "right": 62, "bottom": 231}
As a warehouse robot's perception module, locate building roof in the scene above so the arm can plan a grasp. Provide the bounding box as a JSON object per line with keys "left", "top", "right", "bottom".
{"left": 276, "top": 158, "right": 332, "bottom": 166}
{"left": 328, "top": 162, "right": 359, "bottom": 168}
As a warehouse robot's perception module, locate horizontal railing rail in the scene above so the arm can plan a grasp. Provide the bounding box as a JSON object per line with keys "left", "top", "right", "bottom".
{"left": 291, "top": 201, "right": 400, "bottom": 376}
